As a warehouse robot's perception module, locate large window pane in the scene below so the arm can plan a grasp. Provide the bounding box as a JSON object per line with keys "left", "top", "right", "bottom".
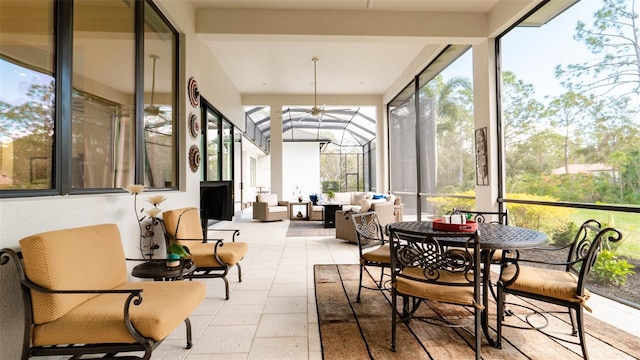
{"left": 206, "top": 109, "right": 220, "bottom": 181}
{"left": 0, "top": 0, "right": 55, "bottom": 190}
{"left": 500, "top": 0, "right": 639, "bottom": 306}
{"left": 222, "top": 121, "right": 232, "bottom": 181}
{"left": 144, "top": 1, "right": 176, "bottom": 188}
{"left": 72, "top": 0, "right": 135, "bottom": 189}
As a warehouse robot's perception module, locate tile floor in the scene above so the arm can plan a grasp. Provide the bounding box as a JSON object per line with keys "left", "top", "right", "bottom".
{"left": 152, "top": 213, "right": 359, "bottom": 360}
{"left": 43, "top": 210, "right": 640, "bottom": 359}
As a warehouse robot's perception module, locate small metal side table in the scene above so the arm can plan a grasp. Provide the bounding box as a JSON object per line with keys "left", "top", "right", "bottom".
{"left": 322, "top": 203, "right": 343, "bottom": 228}
{"left": 131, "top": 259, "right": 196, "bottom": 281}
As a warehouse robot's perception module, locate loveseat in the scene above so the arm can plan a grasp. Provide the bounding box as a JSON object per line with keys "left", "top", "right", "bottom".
{"left": 331, "top": 192, "right": 403, "bottom": 243}
{"left": 252, "top": 193, "right": 289, "bottom": 221}
{"left": 0, "top": 223, "right": 206, "bottom": 360}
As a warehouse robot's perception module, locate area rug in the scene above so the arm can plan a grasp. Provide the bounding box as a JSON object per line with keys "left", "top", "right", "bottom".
{"left": 286, "top": 221, "right": 335, "bottom": 237}
{"left": 314, "top": 264, "right": 640, "bottom": 360}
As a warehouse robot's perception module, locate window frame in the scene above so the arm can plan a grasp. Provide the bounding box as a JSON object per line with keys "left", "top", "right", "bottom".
{"left": 0, "top": 0, "right": 179, "bottom": 198}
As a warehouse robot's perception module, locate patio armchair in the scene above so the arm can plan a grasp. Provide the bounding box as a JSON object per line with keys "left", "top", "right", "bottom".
{"left": 0, "top": 223, "right": 206, "bottom": 360}
{"left": 497, "top": 219, "right": 623, "bottom": 359}
{"left": 162, "top": 207, "right": 248, "bottom": 300}
{"left": 252, "top": 194, "right": 289, "bottom": 221}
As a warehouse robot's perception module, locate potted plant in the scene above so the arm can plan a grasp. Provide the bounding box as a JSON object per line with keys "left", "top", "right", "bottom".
{"left": 166, "top": 243, "right": 190, "bottom": 267}
{"left": 327, "top": 190, "right": 335, "bottom": 203}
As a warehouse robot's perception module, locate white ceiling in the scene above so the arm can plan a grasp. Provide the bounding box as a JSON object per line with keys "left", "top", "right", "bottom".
{"left": 188, "top": 0, "right": 540, "bottom": 98}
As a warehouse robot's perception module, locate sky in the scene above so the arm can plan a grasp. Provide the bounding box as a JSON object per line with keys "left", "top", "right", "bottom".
{"left": 443, "top": 0, "right": 634, "bottom": 105}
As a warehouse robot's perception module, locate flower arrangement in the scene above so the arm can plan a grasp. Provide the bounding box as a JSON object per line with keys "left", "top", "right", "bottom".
{"left": 124, "top": 184, "right": 167, "bottom": 260}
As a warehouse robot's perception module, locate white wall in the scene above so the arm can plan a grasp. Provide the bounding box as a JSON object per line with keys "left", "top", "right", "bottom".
{"left": 0, "top": 2, "right": 245, "bottom": 358}
{"left": 282, "top": 142, "right": 322, "bottom": 202}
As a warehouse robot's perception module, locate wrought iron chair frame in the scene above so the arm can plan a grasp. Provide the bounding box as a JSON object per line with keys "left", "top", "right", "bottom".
{"left": 161, "top": 207, "right": 242, "bottom": 300}
{"left": 0, "top": 248, "right": 194, "bottom": 360}
{"left": 497, "top": 219, "right": 623, "bottom": 359}
{"left": 389, "top": 229, "right": 483, "bottom": 360}
{"left": 351, "top": 211, "right": 391, "bottom": 303}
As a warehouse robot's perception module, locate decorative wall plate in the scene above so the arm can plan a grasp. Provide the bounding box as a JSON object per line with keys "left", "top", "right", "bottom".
{"left": 187, "top": 77, "right": 200, "bottom": 108}
{"left": 188, "top": 112, "right": 200, "bottom": 139}
{"left": 188, "top": 145, "right": 201, "bottom": 172}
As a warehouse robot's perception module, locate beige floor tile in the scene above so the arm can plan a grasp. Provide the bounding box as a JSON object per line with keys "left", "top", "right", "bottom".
{"left": 263, "top": 295, "right": 308, "bottom": 314}
{"left": 255, "top": 313, "right": 308, "bottom": 337}
{"left": 247, "top": 336, "right": 308, "bottom": 360}
{"left": 213, "top": 303, "right": 264, "bottom": 325}
{"left": 189, "top": 325, "right": 257, "bottom": 354}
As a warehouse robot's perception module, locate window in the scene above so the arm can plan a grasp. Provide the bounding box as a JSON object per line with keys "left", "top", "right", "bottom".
{"left": 0, "top": 0, "right": 178, "bottom": 195}
{"left": 388, "top": 46, "right": 473, "bottom": 220}
{"left": 499, "top": 0, "right": 639, "bottom": 305}
{"left": 0, "top": 0, "right": 55, "bottom": 190}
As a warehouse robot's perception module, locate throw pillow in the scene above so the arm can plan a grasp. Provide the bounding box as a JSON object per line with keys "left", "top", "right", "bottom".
{"left": 309, "top": 194, "right": 318, "bottom": 205}
{"left": 372, "top": 194, "right": 386, "bottom": 200}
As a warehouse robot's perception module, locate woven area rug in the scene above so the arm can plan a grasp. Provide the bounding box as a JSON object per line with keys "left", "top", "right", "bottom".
{"left": 286, "top": 221, "right": 335, "bottom": 237}
{"left": 314, "top": 264, "right": 640, "bottom": 360}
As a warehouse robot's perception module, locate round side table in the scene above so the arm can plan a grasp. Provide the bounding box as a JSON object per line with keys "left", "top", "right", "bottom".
{"left": 131, "top": 259, "right": 196, "bottom": 281}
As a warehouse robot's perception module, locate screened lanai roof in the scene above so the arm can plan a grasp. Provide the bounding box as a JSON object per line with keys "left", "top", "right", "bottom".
{"left": 244, "top": 105, "right": 377, "bottom": 153}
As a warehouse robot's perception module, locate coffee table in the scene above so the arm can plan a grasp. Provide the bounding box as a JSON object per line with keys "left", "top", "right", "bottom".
{"left": 322, "top": 203, "right": 343, "bottom": 228}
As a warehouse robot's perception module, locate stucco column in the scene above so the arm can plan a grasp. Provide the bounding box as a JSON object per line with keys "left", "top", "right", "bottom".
{"left": 376, "top": 103, "right": 389, "bottom": 193}
{"left": 472, "top": 39, "right": 500, "bottom": 211}
{"left": 269, "top": 103, "right": 284, "bottom": 199}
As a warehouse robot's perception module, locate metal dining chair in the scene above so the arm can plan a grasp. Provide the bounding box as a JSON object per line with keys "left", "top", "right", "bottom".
{"left": 497, "top": 219, "right": 623, "bottom": 359}
{"left": 389, "top": 228, "right": 483, "bottom": 359}
{"left": 351, "top": 211, "right": 392, "bottom": 303}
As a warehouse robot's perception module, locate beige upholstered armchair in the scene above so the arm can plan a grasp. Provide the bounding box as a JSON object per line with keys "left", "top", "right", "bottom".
{"left": 252, "top": 193, "right": 289, "bottom": 221}
{"left": 335, "top": 195, "right": 402, "bottom": 243}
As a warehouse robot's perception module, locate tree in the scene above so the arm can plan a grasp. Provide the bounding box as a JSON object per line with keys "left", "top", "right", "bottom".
{"left": 501, "top": 71, "right": 548, "bottom": 149}
{"left": 547, "top": 91, "right": 594, "bottom": 174}
{"left": 421, "top": 75, "right": 474, "bottom": 190}
{"left": 555, "top": 0, "right": 640, "bottom": 100}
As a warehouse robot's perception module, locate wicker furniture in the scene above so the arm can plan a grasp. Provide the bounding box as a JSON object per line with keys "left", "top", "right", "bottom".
{"left": 497, "top": 220, "right": 622, "bottom": 359}
{"left": 0, "top": 223, "right": 206, "bottom": 360}
{"left": 162, "top": 207, "right": 247, "bottom": 300}
{"left": 336, "top": 200, "right": 399, "bottom": 243}
{"left": 252, "top": 194, "right": 289, "bottom": 221}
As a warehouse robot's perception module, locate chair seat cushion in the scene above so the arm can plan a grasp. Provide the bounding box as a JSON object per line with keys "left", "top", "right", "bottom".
{"left": 501, "top": 265, "right": 590, "bottom": 304}
{"left": 395, "top": 266, "right": 477, "bottom": 307}
{"left": 268, "top": 206, "right": 288, "bottom": 213}
{"left": 190, "top": 241, "right": 248, "bottom": 267}
{"left": 31, "top": 280, "right": 206, "bottom": 346}
{"left": 362, "top": 245, "right": 391, "bottom": 264}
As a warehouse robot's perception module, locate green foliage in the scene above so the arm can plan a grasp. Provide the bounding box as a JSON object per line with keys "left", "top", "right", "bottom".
{"left": 427, "top": 190, "right": 476, "bottom": 216}
{"left": 505, "top": 193, "right": 575, "bottom": 234}
{"left": 321, "top": 181, "right": 339, "bottom": 192}
{"left": 590, "top": 249, "right": 636, "bottom": 286}
{"left": 552, "top": 221, "right": 579, "bottom": 247}
{"left": 167, "top": 243, "right": 190, "bottom": 258}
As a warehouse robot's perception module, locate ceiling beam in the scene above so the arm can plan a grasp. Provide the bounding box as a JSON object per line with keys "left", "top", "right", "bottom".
{"left": 196, "top": 8, "right": 488, "bottom": 40}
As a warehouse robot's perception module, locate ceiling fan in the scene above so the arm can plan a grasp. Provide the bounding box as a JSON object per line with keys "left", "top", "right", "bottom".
{"left": 310, "top": 57, "right": 324, "bottom": 117}
{"left": 144, "top": 54, "right": 166, "bottom": 118}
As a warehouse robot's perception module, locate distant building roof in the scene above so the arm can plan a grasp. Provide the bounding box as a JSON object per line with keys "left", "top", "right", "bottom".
{"left": 551, "top": 163, "right": 613, "bottom": 175}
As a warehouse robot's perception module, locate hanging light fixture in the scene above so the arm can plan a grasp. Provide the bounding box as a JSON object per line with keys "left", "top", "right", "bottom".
{"left": 311, "top": 57, "right": 324, "bottom": 116}
{"left": 144, "top": 54, "right": 163, "bottom": 116}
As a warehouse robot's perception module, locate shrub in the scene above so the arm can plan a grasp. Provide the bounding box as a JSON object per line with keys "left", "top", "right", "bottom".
{"left": 552, "top": 221, "right": 579, "bottom": 247}
{"left": 590, "top": 249, "right": 636, "bottom": 286}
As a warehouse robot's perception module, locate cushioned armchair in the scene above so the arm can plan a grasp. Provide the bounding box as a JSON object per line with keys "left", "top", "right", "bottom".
{"left": 252, "top": 194, "right": 289, "bottom": 221}
{"left": 0, "top": 223, "right": 206, "bottom": 360}
{"left": 336, "top": 198, "right": 400, "bottom": 243}
{"left": 162, "top": 207, "right": 248, "bottom": 300}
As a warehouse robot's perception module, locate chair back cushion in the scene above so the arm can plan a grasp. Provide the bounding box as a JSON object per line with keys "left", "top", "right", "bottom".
{"left": 257, "top": 193, "right": 278, "bottom": 206}
{"left": 19, "top": 223, "right": 128, "bottom": 324}
{"left": 162, "top": 207, "right": 204, "bottom": 245}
